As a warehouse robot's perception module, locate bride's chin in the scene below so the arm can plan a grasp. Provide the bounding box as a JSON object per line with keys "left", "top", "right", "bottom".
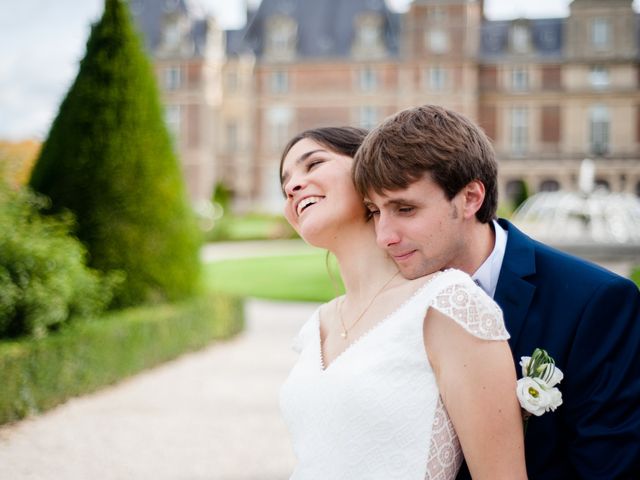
{"left": 298, "top": 224, "right": 333, "bottom": 249}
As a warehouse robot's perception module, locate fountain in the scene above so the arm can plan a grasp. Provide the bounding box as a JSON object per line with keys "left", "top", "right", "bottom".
{"left": 511, "top": 159, "right": 640, "bottom": 275}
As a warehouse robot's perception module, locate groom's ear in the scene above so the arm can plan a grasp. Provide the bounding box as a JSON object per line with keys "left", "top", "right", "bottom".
{"left": 460, "top": 180, "right": 485, "bottom": 220}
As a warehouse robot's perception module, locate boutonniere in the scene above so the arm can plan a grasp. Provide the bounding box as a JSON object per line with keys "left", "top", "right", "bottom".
{"left": 516, "top": 348, "right": 563, "bottom": 432}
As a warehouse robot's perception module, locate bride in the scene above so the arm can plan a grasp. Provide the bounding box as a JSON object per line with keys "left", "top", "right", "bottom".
{"left": 278, "top": 126, "right": 527, "bottom": 479}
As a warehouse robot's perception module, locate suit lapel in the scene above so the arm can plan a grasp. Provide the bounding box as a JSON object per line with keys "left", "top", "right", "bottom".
{"left": 495, "top": 219, "right": 537, "bottom": 350}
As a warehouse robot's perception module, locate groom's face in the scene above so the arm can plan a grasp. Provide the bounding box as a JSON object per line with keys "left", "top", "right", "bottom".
{"left": 365, "top": 174, "right": 468, "bottom": 280}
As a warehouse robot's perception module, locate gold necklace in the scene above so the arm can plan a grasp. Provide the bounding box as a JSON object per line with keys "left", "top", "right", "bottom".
{"left": 337, "top": 271, "right": 400, "bottom": 340}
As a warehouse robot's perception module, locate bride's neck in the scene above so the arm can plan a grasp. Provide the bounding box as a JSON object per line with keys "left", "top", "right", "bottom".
{"left": 329, "top": 222, "right": 399, "bottom": 299}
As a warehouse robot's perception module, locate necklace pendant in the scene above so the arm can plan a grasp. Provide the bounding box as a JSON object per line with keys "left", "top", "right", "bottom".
{"left": 340, "top": 331, "right": 348, "bottom": 339}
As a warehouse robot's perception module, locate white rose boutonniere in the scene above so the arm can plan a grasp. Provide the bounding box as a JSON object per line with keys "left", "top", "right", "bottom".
{"left": 516, "top": 348, "right": 563, "bottom": 432}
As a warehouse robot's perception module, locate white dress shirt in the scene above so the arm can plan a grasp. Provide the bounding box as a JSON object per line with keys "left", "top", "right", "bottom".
{"left": 471, "top": 220, "right": 508, "bottom": 298}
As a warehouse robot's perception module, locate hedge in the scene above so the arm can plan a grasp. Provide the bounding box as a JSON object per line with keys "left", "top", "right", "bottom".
{"left": 0, "top": 293, "right": 243, "bottom": 425}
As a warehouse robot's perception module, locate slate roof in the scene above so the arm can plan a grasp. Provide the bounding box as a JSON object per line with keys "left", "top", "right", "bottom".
{"left": 129, "top": 1, "right": 638, "bottom": 62}
{"left": 235, "top": 0, "right": 400, "bottom": 58}
{"left": 480, "top": 18, "right": 564, "bottom": 61}
{"left": 128, "top": 0, "right": 209, "bottom": 57}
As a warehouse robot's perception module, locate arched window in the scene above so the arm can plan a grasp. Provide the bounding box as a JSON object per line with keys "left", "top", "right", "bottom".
{"left": 539, "top": 179, "right": 560, "bottom": 192}
{"left": 506, "top": 179, "right": 528, "bottom": 207}
{"left": 594, "top": 178, "right": 610, "bottom": 191}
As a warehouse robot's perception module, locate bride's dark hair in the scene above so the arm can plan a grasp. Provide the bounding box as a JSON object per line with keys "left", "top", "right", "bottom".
{"left": 279, "top": 126, "right": 368, "bottom": 193}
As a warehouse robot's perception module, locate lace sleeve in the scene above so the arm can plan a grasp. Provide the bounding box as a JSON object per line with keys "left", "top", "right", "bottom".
{"left": 431, "top": 281, "right": 509, "bottom": 341}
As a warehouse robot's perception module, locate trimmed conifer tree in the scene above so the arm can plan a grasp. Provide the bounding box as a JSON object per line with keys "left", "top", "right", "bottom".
{"left": 29, "top": 0, "right": 201, "bottom": 307}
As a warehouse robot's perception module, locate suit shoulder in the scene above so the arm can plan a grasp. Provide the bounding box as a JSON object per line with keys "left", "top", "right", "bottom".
{"left": 532, "top": 239, "right": 636, "bottom": 290}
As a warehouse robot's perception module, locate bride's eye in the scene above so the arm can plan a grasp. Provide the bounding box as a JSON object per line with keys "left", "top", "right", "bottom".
{"left": 307, "top": 159, "right": 323, "bottom": 171}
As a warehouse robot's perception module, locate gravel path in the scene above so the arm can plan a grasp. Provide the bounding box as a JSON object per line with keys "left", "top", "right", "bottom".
{"left": 0, "top": 299, "right": 317, "bottom": 480}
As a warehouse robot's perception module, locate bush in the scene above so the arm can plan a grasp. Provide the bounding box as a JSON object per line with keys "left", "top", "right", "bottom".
{"left": 29, "top": 0, "right": 201, "bottom": 307}
{"left": 0, "top": 183, "right": 120, "bottom": 338}
{"left": 0, "top": 293, "right": 243, "bottom": 424}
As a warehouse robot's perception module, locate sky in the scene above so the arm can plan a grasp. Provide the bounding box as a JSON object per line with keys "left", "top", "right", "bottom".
{"left": 0, "top": 0, "right": 638, "bottom": 141}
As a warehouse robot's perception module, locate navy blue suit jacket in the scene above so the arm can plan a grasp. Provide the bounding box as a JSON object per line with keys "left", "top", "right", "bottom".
{"left": 457, "top": 219, "right": 640, "bottom": 480}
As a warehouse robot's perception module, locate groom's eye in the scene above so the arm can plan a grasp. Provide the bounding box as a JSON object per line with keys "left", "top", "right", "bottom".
{"left": 364, "top": 204, "right": 379, "bottom": 220}
{"left": 397, "top": 206, "right": 415, "bottom": 214}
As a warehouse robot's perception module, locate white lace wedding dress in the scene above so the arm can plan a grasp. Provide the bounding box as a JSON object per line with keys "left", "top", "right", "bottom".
{"left": 279, "top": 268, "right": 510, "bottom": 480}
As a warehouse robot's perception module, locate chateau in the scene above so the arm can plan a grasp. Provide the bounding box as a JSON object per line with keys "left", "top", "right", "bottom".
{"left": 129, "top": 0, "right": 640, "bottom": 211}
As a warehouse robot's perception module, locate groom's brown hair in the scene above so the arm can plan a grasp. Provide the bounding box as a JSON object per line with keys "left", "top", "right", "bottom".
{"left": 353, "top": 104, "right": 498, "bottom": 223}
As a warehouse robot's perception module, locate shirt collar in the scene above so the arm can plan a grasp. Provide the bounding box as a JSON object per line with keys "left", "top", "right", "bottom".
{"left": 471, "top": 219, "right": 508, "bottom": 298}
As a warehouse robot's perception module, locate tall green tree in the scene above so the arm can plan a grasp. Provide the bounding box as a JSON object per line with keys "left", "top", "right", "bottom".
{"left": 29, "top": 0, "right": 201, "bottom": 307}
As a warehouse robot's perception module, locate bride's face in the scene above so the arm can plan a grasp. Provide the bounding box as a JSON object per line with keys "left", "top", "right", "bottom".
{"left": 281, "top": 138, "right": 366, "bottom": 247}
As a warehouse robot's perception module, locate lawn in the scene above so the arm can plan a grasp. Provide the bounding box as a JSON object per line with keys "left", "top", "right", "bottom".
{"left": 206, "top": 213, "right": 297, "bottom": 242}
{"left": 204, "top": 252, "right": 344, "bottom": 302}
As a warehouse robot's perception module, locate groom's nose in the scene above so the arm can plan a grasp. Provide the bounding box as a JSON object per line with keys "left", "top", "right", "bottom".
{"left": 375, "top": 214, "right": 401, "bottom": 249}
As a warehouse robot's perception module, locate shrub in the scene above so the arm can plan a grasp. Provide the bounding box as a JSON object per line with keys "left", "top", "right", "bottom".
{"left": 0, "top": 293, "right": 243, "bottom": 424}
{"left": 29, "top": 0, "right": 201, "bottom": 307}
{"left": 0, "top": 183, "right": 120, "bottom": 338}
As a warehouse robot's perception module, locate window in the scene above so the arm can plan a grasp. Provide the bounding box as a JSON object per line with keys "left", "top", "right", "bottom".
{"left": 358, "top": 106, "right": 378, "bottom": 130}
{"left": 355, "top": 14, "right": 383, "bottom": 49}
{"left": 591, "top": 18, "right": 610, "bottom": 50}
{"left": 589, "top": 65, "right": 609, "bottom": 89}
{"left": 589, "top": 105, "right": 610, "bottom": 155}
{"left": 428, "top": 66, "right": 447, "bottom": 91}
{"left": 429, "top": 6, "right": 447, "bottom": 23}
{"left": 265, "top": 15, "right": 297, "bottom": 59}
{"left": 358, "top": 67, "right": 378, "bottom": 92}
{"left": 479, "top": 66, "right": 498, "bottom": 90}
{"left": 226, "top": 71, "right": 238, "bottom": 93}
{"left": 427, "top": 29, "right": 449, "bottom": 54}
{"left": 511, "top": 24, "right": 530, "bottom": 53}
{"left": 164, "top": 104, "right": 182, "bottom": 144}
{"left": 511, "top": 67, "right": 529, "bottom": 92}
{"left": 270, "top": 70, "right": 289, "bottom": 94}
{"left": 164, "top": 66, "right": 182, "bottom": 90}
{"left": 505, "top": 179, "right": 528, "bottom": 206}
{"left": 510, "top": 107, "right": 528, "bottom": 155}
{"left": 541, "top": 65, "right": 562, "bottom": 90}
{"left": 226, "top": 121, "right": 238, "bottom": 153}
{"left": 539, "top": 179, "right": 560, "bottom": 192}
{"left": 538, "top": 27, "right": 557, "bottom": 51}
{"left": 594, "top": 179, "right": 610, "bottom": 191}
{"left": 541, "top": 105, "right": 561, "bottom": 144}
{"left": 267, "top": 106, "right": 292, "bottom": 151}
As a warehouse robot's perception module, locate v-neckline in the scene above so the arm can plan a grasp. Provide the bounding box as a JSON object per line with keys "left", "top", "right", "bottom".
{"left": 316, "top": 271, "right": 446, "bottom": 372}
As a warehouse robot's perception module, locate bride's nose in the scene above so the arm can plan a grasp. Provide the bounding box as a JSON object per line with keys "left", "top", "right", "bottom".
{"left": 284, "top": 176, "right": 304, "bottom": 198}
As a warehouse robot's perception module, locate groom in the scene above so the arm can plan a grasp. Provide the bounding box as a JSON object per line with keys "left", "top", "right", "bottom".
{"left": 353, "top": 104, "right": 640, "bottom": 479}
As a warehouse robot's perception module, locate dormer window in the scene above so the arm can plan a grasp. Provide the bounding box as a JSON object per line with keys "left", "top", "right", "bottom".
{"left": 431, "top": 6, "right": 447, "bottom": 23}
{"left": 265, "top": 14, "right": 297, "bottom": 61}
{"left": 426, "top": 29, "right": 449, "bottom": 54}
{"left": 158, "top": 11, "right": 194, "bottom": 57}
{"left": 352, "top": 13, "right": 385, "bottom": 59}
{"left": 539, "top": 27, "right": 557, "bottom": 51}
{"left": 511, "top": 24, "right": 530, "bottom": 53}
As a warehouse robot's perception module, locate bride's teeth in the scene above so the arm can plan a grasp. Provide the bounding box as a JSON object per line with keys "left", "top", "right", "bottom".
{"left": 297, "top": 196, "right": 321, "bottom": 216}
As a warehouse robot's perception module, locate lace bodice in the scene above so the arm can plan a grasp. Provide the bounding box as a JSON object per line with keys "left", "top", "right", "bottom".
{"left": 280, "top": 269, "right": 509, "bottom": 480}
